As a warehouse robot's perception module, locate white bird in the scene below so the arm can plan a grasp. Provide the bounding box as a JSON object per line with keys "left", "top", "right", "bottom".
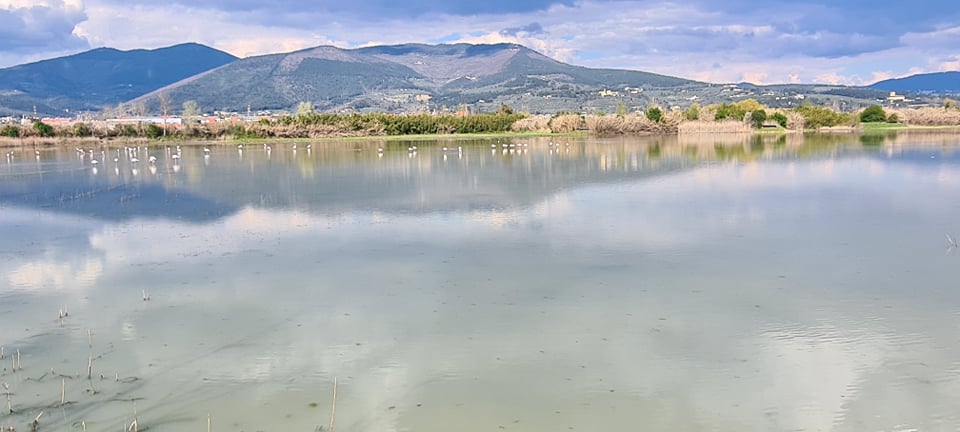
{"left": 91, "top": 159, "right": 99, "bottom": 165}
{"left": 130, "top": 157, "right": 139, "bottom": 163}
{"left": 203, "top": 147, "right": 211, "bottom": 153}
{"left": 148, "top": 156, "right": 157, "bottom": 163}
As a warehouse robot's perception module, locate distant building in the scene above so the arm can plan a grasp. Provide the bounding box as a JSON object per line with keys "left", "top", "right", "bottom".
{"left": 886, "top": 91, "right": 907, "bottom": 105}
{"left": 106, "top": 117, "right": 183, "bottom": 125}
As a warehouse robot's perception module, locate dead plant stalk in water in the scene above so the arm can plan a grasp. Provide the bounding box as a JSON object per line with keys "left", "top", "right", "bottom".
{"left": 329, "top": 378, "right": 338, "bottom": 432}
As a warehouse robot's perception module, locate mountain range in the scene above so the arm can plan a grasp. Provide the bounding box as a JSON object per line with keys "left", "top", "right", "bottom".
{"left": 870, "top": 71, "right": 960, "bottom": 94}
{"left": 0, "top": 43, "right": 236, "bottom": 116}
{"left": 0, "top": 42, "right": 954, "bottom": 117}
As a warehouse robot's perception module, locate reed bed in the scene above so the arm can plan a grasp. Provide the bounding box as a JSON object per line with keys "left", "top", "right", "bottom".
{"left": 678, "top": 120, "right": 753, "bottom": 134}
{"left": 889, "top": 107, "right": 960, "bottom": 126}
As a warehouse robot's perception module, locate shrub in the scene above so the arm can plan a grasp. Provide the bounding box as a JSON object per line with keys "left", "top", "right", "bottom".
{"left": 33, "top": 121, "right": 54, "bottom": 137}
{"left": 549, "top": 113, "right": 583, "bottom": 133}
{"left": 886, "top": 113, "right": 900, "bottom": 124}
{"left": 795, "top": 105, "right": 850, "bottom": 129}
{"left": 0, "top": 125, "right": 19, "bottom": 138}
{"left": 645, "top": 107, "right": 663, "bottom": 123}
{"left": 510, "top": 115, "right": 550, "bottom": 132}
{"left": 683, "top": 103, "right": 700, "bottom": 120}
{"left": 860, "top": 105, "right": 887, "bottom": 123}
{"left": 771, "top": 112, "right": 788, "bottom": 128}
{"left": 585, "top": 115, "right": 624, "bottom": 135}
{"left": 72, "top": 123, "right": 92, "bottom": 137}
{"left": 146, "top": 123, "right": 164, "bottom": 139}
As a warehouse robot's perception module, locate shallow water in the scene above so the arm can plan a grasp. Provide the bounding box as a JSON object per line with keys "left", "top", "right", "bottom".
{"left": 1, "top": 133, "right": 959, "bottom": 432}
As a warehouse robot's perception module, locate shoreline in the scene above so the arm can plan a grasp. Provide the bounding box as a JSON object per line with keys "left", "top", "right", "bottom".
{"left": 3, "top": 125, "right": 960, "bottom": 149}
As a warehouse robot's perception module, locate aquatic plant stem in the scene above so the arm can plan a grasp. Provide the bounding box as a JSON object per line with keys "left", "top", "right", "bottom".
{"left": 329, "top": 378, "right": 337, "bottom": 432}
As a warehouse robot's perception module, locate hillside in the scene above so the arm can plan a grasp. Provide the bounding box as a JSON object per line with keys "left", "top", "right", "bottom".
{"left": 870, "top": 71, "right": 960, "bottom": 94}
{"left": 135, "top": 43, "right": 699, "bottom": 114}
{"left": 0, "top": 41, "right": 931, "bottom": 117}
{"left": 0, "top": 43, "right": 238, "bottom": 116}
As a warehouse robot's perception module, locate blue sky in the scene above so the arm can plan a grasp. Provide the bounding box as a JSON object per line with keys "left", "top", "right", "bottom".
{"left": 1, "top": 0, "right": 959, "bottom": 85}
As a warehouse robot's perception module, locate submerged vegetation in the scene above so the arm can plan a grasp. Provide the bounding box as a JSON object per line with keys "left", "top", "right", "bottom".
{"left": 4, "top": 100, "right": 960, "bottom": 143}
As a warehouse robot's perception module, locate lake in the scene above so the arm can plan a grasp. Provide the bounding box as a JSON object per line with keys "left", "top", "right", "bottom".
{"left": 1, "top": 132, "right": 959, "bottom": 432}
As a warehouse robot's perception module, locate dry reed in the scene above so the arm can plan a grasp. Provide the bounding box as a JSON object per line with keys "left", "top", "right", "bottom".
{"left": 678, "top": 120, "right": 753, "bottom": 134}
{"left": 889, "top": 107, "right": 960, "bottom": 126}
{"left": 549, "top": 114, "right": 583, "bottom": 133}
{"left": 329, "top": 378, "right": 338, "bottom": 432}
{"left": 509, "top": 115, "right": 550, "bottom": 132}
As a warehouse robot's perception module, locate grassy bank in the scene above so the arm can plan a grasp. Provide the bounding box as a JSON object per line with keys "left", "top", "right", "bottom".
{"left": 6, "top": 101, "right": 960, "bottom": 147}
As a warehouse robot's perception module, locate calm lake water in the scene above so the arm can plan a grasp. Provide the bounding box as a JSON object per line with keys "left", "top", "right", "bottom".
{"left": 1, "top": 132, "right": 959, "bottom": 432}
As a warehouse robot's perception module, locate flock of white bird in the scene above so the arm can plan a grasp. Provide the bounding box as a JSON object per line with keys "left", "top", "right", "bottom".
{"left": 7, "top": 140, "right": 576, "bottom": 170}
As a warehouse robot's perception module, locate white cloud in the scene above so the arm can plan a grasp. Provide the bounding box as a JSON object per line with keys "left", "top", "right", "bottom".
{"left": 1, "top": 0, "right": 959, "bottom": 83}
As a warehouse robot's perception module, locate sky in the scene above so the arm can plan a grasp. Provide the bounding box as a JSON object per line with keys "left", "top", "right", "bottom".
{"left": 1, "top": 0, "right": 959, "bottom": 85}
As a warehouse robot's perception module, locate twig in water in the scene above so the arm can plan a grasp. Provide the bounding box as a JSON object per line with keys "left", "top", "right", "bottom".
{"left": 60, "top": 379, "right": 64, "bottom": 407}
{"left": 1, "top": 346, "right": 4, "bottom": 360}
{"left": 141, "top": 290, "right": 150, "bottom": 302}
{"left": 127, "top": 402, "right": 138, "bottom": 432}
{"left": 86, "top": 356, "right": 92, "bottom": 381}
{"left": 3, "top": 383, "right": 11, "bottom": 414}
{"left": 81, "top": 420, "right": 86, "bottom": 432}
{"left": 329, "top": 378, "right": 337, "bottom": 432}
{"left": 29, "top": 411, "right": 42, "bottom": 432}
{"left": 207, "top": 413, "right": 211, "bottom": 432}
{"left": 947, "top": 233, "right": 958, "bottom": 255}
{"left": 15, "top": 350, "right": 20, "bottom": 372}
{"left": 87, "top": 329, "right": 92, "bottom": 349}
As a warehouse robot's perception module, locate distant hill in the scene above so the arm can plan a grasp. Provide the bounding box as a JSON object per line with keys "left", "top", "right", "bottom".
{"left": 134, "top": 43, "right": 699, "bottom": 114}
{"left": 0, "top": 43, "right": 237, "bottom": 116}
{"left": 0, "top": 41, "right": 928, "bottom": 117}
{"left": 870, "top": 71, "right": 960, "bottom": 94}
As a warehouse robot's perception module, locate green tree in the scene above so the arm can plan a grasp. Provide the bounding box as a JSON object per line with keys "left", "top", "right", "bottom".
{"left": 33, "top": 121, "right": 54, "bottom": 137}
{"left": 714, "top": 103, "right": 746, "bottom": 121}
{"left": 771, "top": 112, "right": 788, "bottom": 128}
{"left": 496, "top": 104, "right": 514, "bottom": 115}
{"left": 683, "top": 103, "right": 700, "bottom": 121}
{"left": 750, "top": 109, "right": 767, "bottom": 129}
{"left": 886, "top": 113, "right": 900, "bottom": 123}
{"left": 645, "top": 107, "right": 663, "bottom": 123}
{"left": 860, "top": 105, "right": 887, "bottom": 123}
{"left": 733, "top": 99, "right": 764, "bottom": 113}
{"left": 0, "top": 125, "right": 19, "bottom": 138}
{"left": 795, "top": 105, "right": 849, "bottom": 129}
{"left": 945, "top": 98, "right": 958, "bottom": 110}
